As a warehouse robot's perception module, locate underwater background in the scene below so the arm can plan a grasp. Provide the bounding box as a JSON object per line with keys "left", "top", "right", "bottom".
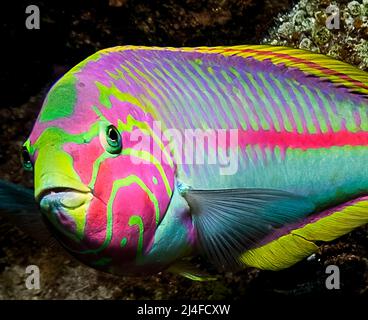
{"left": 0, "top": 0, "right": 367, "bottom": 298}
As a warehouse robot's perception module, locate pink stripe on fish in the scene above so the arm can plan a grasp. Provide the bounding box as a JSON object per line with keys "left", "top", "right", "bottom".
{"left": 235, "top": 129, "right": 368, "bottom": 151}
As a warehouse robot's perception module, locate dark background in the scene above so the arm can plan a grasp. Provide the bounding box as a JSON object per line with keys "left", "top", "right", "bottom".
{"left": 1, "top": 0, "right": 292, "bottom": 108}
{"left": 0, "top": 0, "right": 367, "bottom": 299}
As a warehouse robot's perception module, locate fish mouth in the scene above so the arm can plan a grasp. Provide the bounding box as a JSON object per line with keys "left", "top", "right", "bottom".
{"left": 38, "top": 187, "right": 94, "bottom": 243}
{"left": 37, "top": 187, "right": 90, "bottom": 203}
{"left": 38, "top": 187, "right": 93, "bottom": 210}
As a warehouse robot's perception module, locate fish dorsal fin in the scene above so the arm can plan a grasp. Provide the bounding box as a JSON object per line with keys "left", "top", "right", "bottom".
{"left": 100, "top": 45, "right": 368, "bottom": 97}
{"left": 183, "top": 188, "right": 315, "bottom": 270}
{"left": 194, "top": 45, "right": 368, "bottom": 98}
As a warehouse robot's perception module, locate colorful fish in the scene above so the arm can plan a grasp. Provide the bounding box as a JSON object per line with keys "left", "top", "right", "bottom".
{"left": 1, "top": 45, "right": 368, "bottom": 279}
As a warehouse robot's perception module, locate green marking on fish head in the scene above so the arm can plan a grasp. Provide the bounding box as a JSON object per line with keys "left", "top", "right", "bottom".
{"left": 152, "top": 176, "right": 158, "bottom": 185}
{"left": 36, "top": 48, "right": 104, "bottom": 124}
{"left": 39, "top": 74, "right": 78, "bottom": 123}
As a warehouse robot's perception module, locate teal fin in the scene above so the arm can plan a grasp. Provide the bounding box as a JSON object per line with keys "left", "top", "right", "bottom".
{"left": 0, "top": 180, "right": 53, "bottom": 243}
{"left": 183, "top": 188, "right": 315, "bottom": 270}
{"left": 168, "top": 259, "right": 217, "bottom": 281}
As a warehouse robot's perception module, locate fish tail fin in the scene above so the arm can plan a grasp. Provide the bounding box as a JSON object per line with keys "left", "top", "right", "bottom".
{"left": 0, "top": 179, "right": 36, "bottom": 212}
{"left": 0, "top": 180, "right": 53, "bottom": 243}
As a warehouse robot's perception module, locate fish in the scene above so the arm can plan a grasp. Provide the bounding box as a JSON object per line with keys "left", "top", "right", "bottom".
{"left": 1, "top": 45, "right": 368, "bottom": 280}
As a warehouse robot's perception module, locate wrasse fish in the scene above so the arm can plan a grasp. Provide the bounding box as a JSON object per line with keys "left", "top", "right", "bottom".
{"left": 1, "top": 45, "right": 368, "bottom": 280}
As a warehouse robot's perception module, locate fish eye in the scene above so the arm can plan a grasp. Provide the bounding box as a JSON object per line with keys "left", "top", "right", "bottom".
{"left": 22, "top": 146, "right": 33, "bottom": 171}
{"left": 105, "top": 125, "right": 122, "bottom": 154}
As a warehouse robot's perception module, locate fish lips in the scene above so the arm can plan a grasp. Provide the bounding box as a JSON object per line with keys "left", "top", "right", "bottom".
{"left": 39, "top": 189, "right": 89, "bottom": 208}
{"left": 39, "top": 189, "right": 93, "bottom": 236}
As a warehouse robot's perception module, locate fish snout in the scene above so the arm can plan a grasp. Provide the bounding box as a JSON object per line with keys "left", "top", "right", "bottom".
{"left": 35, "top": 172, "right": 91, "bottom": 202}
{"left": 39, "top": 190, "right": 93, "bottom": 240}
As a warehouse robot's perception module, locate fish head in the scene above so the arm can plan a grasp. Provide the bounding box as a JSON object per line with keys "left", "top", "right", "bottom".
{"left": 22, "top": 65, "right": 176, "bottom": 274}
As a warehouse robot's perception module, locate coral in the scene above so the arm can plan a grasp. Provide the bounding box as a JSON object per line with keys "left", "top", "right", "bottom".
{"left": 263, "top": 0, "right": 368, "bottom": 70}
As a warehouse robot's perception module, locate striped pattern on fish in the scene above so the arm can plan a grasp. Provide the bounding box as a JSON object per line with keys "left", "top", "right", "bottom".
{"left": 0, "top": 45, "right": 367, "bottom": 277}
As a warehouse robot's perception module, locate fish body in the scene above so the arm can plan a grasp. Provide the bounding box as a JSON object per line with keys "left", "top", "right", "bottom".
{"left": 2, "top": 45, "right": 368, "bottom": 278}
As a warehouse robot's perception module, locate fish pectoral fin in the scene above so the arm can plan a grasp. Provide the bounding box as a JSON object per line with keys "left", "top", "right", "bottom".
{"left": 0, "top": 179, "right": 54, "bottom": 243}
{"left": 168, "top": 259, "right": 217, "bottom": 281}
{"left": 183, "top": 188, "right": 316, "bottom": 270}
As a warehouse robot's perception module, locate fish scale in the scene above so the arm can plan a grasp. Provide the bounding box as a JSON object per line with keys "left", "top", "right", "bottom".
{"left": 91, "top": 49, "right": 368, "bottom": 207}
